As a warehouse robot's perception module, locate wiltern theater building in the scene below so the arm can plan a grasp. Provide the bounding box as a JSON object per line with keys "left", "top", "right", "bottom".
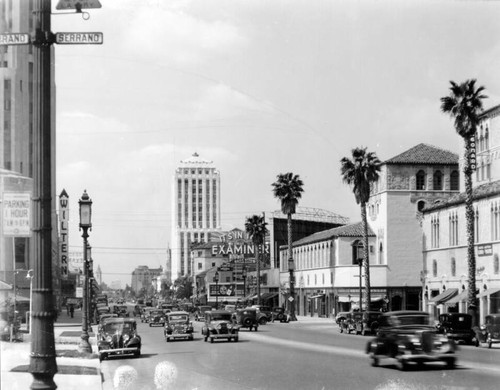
{"left": 171, "top": 153, "right": 221, "bottom": 281}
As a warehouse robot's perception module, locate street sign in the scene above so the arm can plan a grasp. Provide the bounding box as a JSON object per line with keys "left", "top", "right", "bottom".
{"left": 0, "top": 33, "right": 30, "bottom": 45}
{"left": 55, "top": 32, "right": 103, "bottom": 45}
{"left": 56, "top": 0, "right": 102, "bottom": 10}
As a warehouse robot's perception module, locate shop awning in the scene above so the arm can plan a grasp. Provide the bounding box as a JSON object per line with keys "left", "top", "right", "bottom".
{"left": 429, "top": 288, "right": 458, "bottom": 304}
{"left": 338, "top": 296, "right": 350, "bottom": 303}
{"left": 370, "top": 296, "right": 384, "bottom": 302}
{"left": 260, "top": 292, "right": 278, "bottom": 301}
{"left": 445, "top": 290, "right": 468, "bottom": 305}
{"left": 477, "top": 287, "right": 500, "bottom": 298}
{"left": 244, "top": 294, "right": 258, "bottom": 300}
{"left": 309, "top": 294, "right": 325, "bottom": 300}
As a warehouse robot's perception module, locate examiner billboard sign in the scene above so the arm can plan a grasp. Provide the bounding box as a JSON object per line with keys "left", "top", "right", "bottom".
{"left": 2, "top": 192, "right": 31, "bottom": 236}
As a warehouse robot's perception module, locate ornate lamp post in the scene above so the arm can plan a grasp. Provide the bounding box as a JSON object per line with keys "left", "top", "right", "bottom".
{"left": 214, "top": 271, "right": 220, "bottom": 308}
{"left": 78, "top": 190, "right": 92, "bottom": 353}
{"left": 86, "top": 244, "right": 93, "bottom": 329}
{"left": 242, "top": 266, "right": 247, "bottom": 301}
{"left": 26, "top": 269, "right": 34, "bottom": 334}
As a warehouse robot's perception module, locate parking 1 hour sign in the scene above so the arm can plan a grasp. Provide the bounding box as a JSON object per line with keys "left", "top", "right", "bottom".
{"left": 55, "top": 32, "right": 103, "bottom": 45}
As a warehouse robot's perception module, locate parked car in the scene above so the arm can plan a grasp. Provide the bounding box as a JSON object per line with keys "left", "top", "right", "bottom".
{"left": 148, "top": 309, "right": 166, "bottom": 327}
{"left": 133, "top": 304, "right": 145, "bottom": 317}
{"left": 201, "top": 310, "right": 240, "bottom": 343}
{"left": 195, "top": 306, "right": 212, "bottom": 321}
{"left": 113, "top": 305, "right": 129, "bottom": 318}
{"left": 164, "top": 311, "right": 194, "bottom": 342}
{"left": 342, "top": 312, "right": 363, "bottom": 334}
{"left": 233, "top": 308, "right": 259, "bottom": 331}
{"left": 141, "top": 307, "right": 154, "bottom": 323}
{"left": 366, "top": 311, "right": 457, "bottom": 370}
{"left": 97, "top": 313, "right": 118, "bottom": 338}
{"left": 271, "top": 307, "right": 289, "bottom": 323}
{"left": 97, "top": 318, "right": 141, "bottom": 362}
{"left": 474, "top": 313, "right": 500, "bottom": 348}
{"left": 354, "top": 311, "right": 383, "bottom": 336}
{"left": 436, "top": 313, "right": 474, "bottom": 345}
{"left": 251, "top": 305, "right": 272, "bottom": 324}
{"left": 335, "top": 311, "right": 351, "bottom": 326}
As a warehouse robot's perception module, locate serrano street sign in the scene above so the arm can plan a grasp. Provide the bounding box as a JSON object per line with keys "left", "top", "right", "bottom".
{"left": 0, "top": 33, "right": 30, "bottom": 45}
{"left": 56, "top": 0, "right": 102, "bottom": 10}
{"left": 55, "top": 32, "right": 103, "bottom": 45}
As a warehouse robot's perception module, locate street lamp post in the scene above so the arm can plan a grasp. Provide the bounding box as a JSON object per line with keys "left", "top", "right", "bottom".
{"left": 78, "top": 190, "right": 92, "bottom": 353}
{"left": 86, "top": 244, "right": 92, "bottom": 330}
{"left": 214, "top": 271, "right": 220, "bottom": 308}
{"left": 242, "top": 267, "right": 247, "bottom": 301}
{"left": 26, "top": 269, "right": 34, "bottom": 334}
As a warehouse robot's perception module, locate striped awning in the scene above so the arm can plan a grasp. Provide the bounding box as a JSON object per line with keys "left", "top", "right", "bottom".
{"left": 429, "top": 288, "right": 458, "bottom": 304}
{"left": 445, "top": 290, "right": 468, "bottom": 305}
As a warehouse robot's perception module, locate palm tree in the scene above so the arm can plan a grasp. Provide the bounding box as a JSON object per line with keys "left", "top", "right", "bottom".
{"left": 245, "top": 214, "right": 268, "bottom": 306}
{"left": 441, "top": 79, "right": 487, "bottom": 326}
{"left": 340, "top": 147, "right": 381, "bottom": 312}
{"left": 272, "top": 172, "right": 304, "bottom": 321}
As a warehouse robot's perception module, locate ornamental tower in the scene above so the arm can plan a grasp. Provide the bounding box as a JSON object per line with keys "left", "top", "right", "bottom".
{"left": 171, "top": 153, "right": 221, "bottom": 281}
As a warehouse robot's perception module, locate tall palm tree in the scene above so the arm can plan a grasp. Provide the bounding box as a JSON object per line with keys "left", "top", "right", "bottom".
{"left": 272, "top": 172, "right": 304, "bottom": 321}
{"left": 245, "top": 214, "right": 268, "bottom": 306}
{"left": 441, "top": 79, "right": 487, "bottom": 326}
{"left": 340, "top": 147, "right": 381, "bottom": 312}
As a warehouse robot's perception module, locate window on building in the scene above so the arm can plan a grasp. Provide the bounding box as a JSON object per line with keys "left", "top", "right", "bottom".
{"left": 431, "top": 216, "right": 440, "bottom": 248}
{"left": 450, "top": 170, "right": 459, "bottom": 191}
{"left": 417, "top": 200, "right": 426, "bottom": 212}
{"left": 449, "top": 212, "right": 458, "bottom": 246}
{"left": 475, "top": 207, "right": 480, "bottom": 243}
{"left": 352, "top": 240, "right": 364, "bottom": 265}
{"left": 330, "top": 272, "right": 333, "bottom": 284}
{"left": 494, "top": 254, "right": 499, "bottom": 275}
{"left": 432, "top": 259, "right": 437, "bottom": 277}
{"left": 416, "top": 170, "right": 426, "bottom": 190}
{"left": 491, "top": 202, "right": 500, "bottom": 241}
{"left": 451, "top": 257, "right": 456, "bottom": 277}
{"left": 433, "top": 170, "right": 443, "bottom": 190}
{"left": 307, "top": 275, "right": 309, "bottom": 286}
{"left": 198, "top": 262, "right": 202, "bottom": 270}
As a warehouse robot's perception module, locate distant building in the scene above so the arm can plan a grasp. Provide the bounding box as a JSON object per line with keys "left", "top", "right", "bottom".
{"left": 131, "top": 266, "right": 162, "bottom": 295}
{"left": 422, "top": 104, "right": 500, "bottom": 322}
{"left": 110, "top": 280, "right": 122, "bottom": 290}
{"left": 170, "top": 153, "right": 222, "bottom": 281}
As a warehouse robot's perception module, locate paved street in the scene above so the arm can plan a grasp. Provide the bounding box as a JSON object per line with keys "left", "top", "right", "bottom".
{"left": 99, "top": 308, "right": 500, "bottom": 390}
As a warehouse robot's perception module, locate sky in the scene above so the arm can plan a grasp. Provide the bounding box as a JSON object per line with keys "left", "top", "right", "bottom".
{"left": 52, "top": 0, "right": 500, "bottom": 287}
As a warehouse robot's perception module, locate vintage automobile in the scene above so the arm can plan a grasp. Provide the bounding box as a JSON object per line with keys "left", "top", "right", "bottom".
{"left": 148, "top": 309, "right": 166, "bottom": 327}
{"left": 366, "top": 311, "right": 456, "bottom": 370}
{"left": 335, "top": 311, "right": 350, "bottom": 326}
{"left": 133, "top": 304, "right": 145, "bottom": 317}
{"left": 475, "top": 313, "right": 500, "bottom": 348}
{"left": 340, "top": 312, "right": 362, "bottom": 334}
{"left": 436, "top": 313, "right": 474, "bottom": 345}
{"left": 201, "top": 310, "right": 240, "bottom": 343}
{"left": 251, "top": 305, "right": 272, "bottom": 324}
{"left": 97, "top": 318, "right": 141, "bottom": 362}
{"left": 233, "top": 308, "right": 259, "bottom": 331}
{"left": 354, "top": 311, "right": 383, "bottom": 336}
{"left": 94, "top": 305, "right": 111, "bottom": 323}
{"left": 163, "top": 311, "right": 194, "bottom": 342}
{"left": 195, "top": 305, "right": 212, "bottom": 321}
{"left": 113, "top": 305, "right": 129, "bottom": 318}
{"left": 140, "top": 307, "right": 154, "bottom": 323}
{"left": 271, "top": 307, "right": 289, "bottom": 323}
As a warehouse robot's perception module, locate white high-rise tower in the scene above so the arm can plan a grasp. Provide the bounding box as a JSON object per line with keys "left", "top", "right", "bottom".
{"left": 171, "top": 153, "right": 221, "bottom": 281}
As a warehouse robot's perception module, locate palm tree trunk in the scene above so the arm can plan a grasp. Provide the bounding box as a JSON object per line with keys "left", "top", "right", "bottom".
{"left": 288, "top": 213, "right": 297, "bottom": 321}
{"left": 361, "top": 203, "right": 371, "bottom": 312}
{"left": 463, "top": 138, "right": 478, "bottom": 327}
{"left": 256, "top": 242, "right": 261, "bottom": 306}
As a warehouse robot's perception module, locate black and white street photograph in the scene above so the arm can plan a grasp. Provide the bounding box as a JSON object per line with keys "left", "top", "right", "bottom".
{"left": 1, "top": 1, "right": 500, "bottom": 389}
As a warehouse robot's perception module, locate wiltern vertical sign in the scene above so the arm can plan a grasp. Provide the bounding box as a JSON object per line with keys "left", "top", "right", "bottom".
{"left": 59, "top": 189, "right": 69, "bottom": 278}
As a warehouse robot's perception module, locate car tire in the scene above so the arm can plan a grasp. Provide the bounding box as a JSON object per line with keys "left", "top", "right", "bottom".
{"left": 210, "top": 337, "right": 214, "bottom": 344}
{"left": 396, "top": 358, "right": 407, "bottom": 371}
{"left": 189, "top": 335, "right": 193, "bottom": 341}
{"left": 204, "top": 336, "right": 208, "bottom": 342}
{"left": 134, "top": 350, "right": 141, "bottom": 358}
{"left": 488, "top": 341, "right": 492, "bottom": 349}
{"left": 259, "top": 317, "right": 267, "bottom": 325}
{"left": 99, "top": 353, "right": 106, "bottom": 362}
{"left": 165, "top": 336, "right": 169, "bottom": 342}
{"left": 371, "top": 356, "right": 379, "bottom": 367}
{"left": 243, "top": 318, "right": 252, "bottom": 327}
{"left": 445, "top": 358, "right": 455, "bottom": 369}
{"left": 234, "top": 337, "right": 239, "bottom": 342}
{"left": 255, "top": 326, "right": 258, "bottom": 332}
{"left": 149, "top": 323, "right": 152, "bottom": 327}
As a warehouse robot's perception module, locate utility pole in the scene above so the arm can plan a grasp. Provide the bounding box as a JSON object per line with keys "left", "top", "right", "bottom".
{"left": 29, "top": 1, "right": 58, "bottom": 389}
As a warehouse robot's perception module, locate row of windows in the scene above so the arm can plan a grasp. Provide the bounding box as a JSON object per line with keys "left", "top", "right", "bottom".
{"left": 416, "top": 170, "right": 459, "bottom": 191}
{"left": 431, "top": 255, "right": 499, "bottom": 277}
{"left": 182, "top": 169, "right": 213, "bottom": 175}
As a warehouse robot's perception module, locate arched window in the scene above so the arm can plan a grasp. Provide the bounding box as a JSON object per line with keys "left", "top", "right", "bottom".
{"left": 352, "top": 240, "right": 364, "bottom": 265}
{"left": 494, "top": 254, "right": 499, "bottom": 275}
{"left": 433, "top": 170, "right": 443, "bottom": 190}
{"left": 417, "top": 200, "right": 426, "bottom": 212}
{"left": 450, "top": 170, "right": 459, "bottom": 191}
{"left": 432, "top": 259, "right": 437, "bottom": 277}
{"left": 451, "top": 257, "right": 456, "bottom": 277}
{"left": 416, "top": 170, "right": 426, "bottom": 190}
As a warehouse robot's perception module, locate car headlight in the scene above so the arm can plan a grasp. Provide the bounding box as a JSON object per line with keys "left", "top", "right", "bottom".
{"left": 123, "top": 334, "right": 130, "bottom": 342}
{"left": 410, "top": 337, "right": 420, "bottom": 344}
{"left": 105, "top": 335, "right": 112, "bottom": 342}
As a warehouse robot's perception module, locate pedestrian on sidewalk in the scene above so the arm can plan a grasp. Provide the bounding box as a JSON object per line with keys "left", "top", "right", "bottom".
{"left": 69, "top": 304, "right": 74, "bottom": 318}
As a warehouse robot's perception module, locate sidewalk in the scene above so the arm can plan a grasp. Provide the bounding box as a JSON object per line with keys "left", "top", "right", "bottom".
{"left": 1, "top": 309, "right": 102, "bottom": 390}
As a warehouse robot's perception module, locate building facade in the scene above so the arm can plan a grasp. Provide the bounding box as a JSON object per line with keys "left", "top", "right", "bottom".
{"left": 170, "top": 153, "right": 221, "bottom": 281}
{"left": 422, "top": 104, "right": 500, "bottom": 322}
{"left": 131, "top": 266, "right": 162, "bottom": 296}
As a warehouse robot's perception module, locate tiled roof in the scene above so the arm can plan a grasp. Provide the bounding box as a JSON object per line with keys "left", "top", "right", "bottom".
{"left": 385, "top": 143, "right": 458, "bottom": 165}
{"left": 289, "top": 222, "right": 374, "bottom": 247}
{"left": 423, "top": 179, "right": 500, "bottom": 212}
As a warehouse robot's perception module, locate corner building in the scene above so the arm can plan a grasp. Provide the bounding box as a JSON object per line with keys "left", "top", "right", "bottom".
{"left": 171, "top": 153, "right": 221, "bottom": 281}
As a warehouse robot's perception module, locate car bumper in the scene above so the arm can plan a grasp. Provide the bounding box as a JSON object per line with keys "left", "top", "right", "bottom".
{"left": 98, "top": 346, "right": 139, "bottom": 357}
{"left": 399, "top": 352, "right": 455, "bottom": 364}
{"left": 165, "top": 333, "right": 192, "bottom": 340}
{"left": 149, "top": 322, "right": 164, "bottom": 327}
{"left": 210, "top": 333, "right": 238, "bottom": 339}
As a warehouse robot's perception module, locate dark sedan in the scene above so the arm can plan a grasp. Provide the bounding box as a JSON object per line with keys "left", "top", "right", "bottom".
{"left": 97, "top": 318, "right": 141, "bottom": 362}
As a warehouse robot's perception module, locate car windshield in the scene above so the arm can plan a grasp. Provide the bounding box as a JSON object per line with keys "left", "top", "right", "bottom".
{"left": 390, "top": 314, "right": 430, "bottom": 326}
{"left": 151, "top": 311, "right": 163, "bottom": 315}
{"left": 211, "top": 313, "right": 232, "bottom": 321}
{"left": 168, "top": 314, "right": 188, "bottom": 321}
{"left": 103, "top": 322, "right": 133, "bottom": 333}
